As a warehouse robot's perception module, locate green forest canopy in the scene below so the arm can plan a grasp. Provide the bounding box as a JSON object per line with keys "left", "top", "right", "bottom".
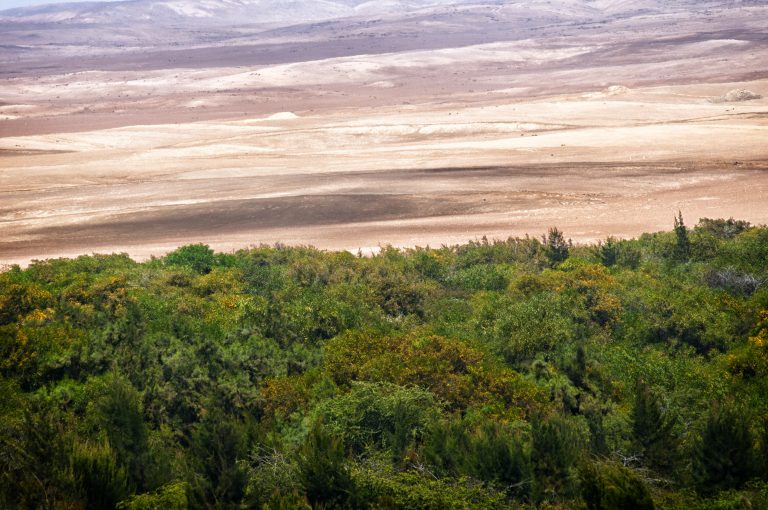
{"left": 1, "top": 216, "right": 767, "bottom": 509}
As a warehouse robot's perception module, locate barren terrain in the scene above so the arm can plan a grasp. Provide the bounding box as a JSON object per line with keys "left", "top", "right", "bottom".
{"left": 1, "top": 0, "right": 767, "bottom": 265}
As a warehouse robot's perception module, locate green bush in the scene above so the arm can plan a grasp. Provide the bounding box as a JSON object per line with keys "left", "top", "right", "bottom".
{"left": 531, "top": 413, "right": 589, "bottom": 502}
{"left": 422, "top": 415, "right": 530, "bottom": 495}
{"left": 446, "top": 264, "right": 510, "bottom": 291}
{"left": 296, "top": 422, "right": 359, "bottom": 509}
{"left": 314, "top": 382, "right": 439, "bottom": 461}
{"left": 692, "top": 403, "right": 755, "bottom": 494}
{"left": 117, "top": 481, "right": 189, "bottom": 510}
{"left": 354, "top": 467, "right": 507, "bottom": 510}
{"left": 164, "top": 244, "right": 216, "bottom": 274}
{"left": 73, "top": 440, "right": 130, "bottom": 509}
{"left": 2, "top": 223, "right": 768, "bottom": 509}
{"left": 579, "top": 459, "right": 654, "bottom": 510}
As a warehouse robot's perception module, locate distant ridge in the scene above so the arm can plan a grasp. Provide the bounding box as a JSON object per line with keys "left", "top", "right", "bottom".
{"left": 0, "top": 0, "right": 474, "bottom": 25}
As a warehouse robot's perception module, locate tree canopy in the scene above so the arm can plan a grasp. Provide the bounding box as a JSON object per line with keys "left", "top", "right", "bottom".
{"left": 1, "top": 218, "right": 767, "bottom": 509}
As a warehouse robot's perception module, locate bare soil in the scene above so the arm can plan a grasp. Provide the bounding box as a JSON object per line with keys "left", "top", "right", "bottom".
{"left": 1, "top": 2, "right": 767, "bottom": 265}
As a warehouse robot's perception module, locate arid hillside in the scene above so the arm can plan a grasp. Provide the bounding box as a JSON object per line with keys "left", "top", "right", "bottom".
{"left": 1, "top": 0, "right": 767, "bottom": 265}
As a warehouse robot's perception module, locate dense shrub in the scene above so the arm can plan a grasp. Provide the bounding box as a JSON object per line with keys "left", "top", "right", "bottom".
{"left": 579, "top": 459, "right": 654, "bottom": 510}
{"left": 0, "top": 221, "right": 766, "bottom": 509}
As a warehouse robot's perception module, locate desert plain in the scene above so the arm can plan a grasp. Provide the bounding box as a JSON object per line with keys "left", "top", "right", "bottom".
{"left": 0, "top": 0, "right": 767, "bottom": 265}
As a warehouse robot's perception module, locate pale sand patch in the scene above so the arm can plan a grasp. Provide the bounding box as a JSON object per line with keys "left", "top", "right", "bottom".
{"left": 266, "top": 112, "right": 299, "bottom": 121}
{"left": 367, "top": 81, "right": 397, "bottom": 88}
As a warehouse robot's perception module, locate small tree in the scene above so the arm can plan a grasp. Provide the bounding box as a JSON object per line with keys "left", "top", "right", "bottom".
{"left": 93, "top": 374, "right": 150, "bottom": 491}
{"left": 72, "top": 441, "right": 129, "bottom": 510}
{"left": 673, "top": 211, "right": 690, "bottom": 262}
{"left": 164, "top": 244, "right": 216, "bottom": 274}
{"left": 692, "top": 403, "right": 754, "bottom": 493}
{"left": 632, "top": 380, "right": 676, "bottom": 471}
{"left": 297, "top": 422, "right": 357, "bottom": 508}
{"left": 757, "top": 416, "right": 768, "bottom": 479}
{"left": 596, "top": 237, "right": 619, "bottom": 267}
{"left": 531, "top": 413, "right": 585, "bottom": 502}
{"left": 422, "top": 417, "right": 531, "bottom": 497}
{"left": 543, "top": 227, "right": 570, "bottom": 267}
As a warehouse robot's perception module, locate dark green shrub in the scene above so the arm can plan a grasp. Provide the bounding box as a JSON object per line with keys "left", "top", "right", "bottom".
{"left": 72, "top": 440, "right": 130, "bottom": 509}
{"left": 632, "top": 381, "right": 677, "bottom": 471}
{"left": 314, "top": 382, "right": 438, "bottom": 460}
{"left": 446, "top": 264, "right": 509, "bottom": 291}
{"left": 596, "top": 238, "right": 620, "bottom": 267}
{"left": 696, "top": 218, "right": 751, "bottom": 240}
{"left": 673, "top": 212, "right": 691, "bottom": 262}
{"left": 543, "top": 227, "right": 570, "bottom": 267}
{"left": 422, "top": 416, "right": 530, "bottom": 495}
{"left": 117, "top": 481, "right": 189, "bottom": 510}
{"left": 297, "top": 422, "right": 359, "bottom": 509}
{"left": 693, "top": 404, "right": 755, "bottom": 494}
{"left": 354, "top": 468, "right": 507, "bottom": 510}
{"left": 580, "top": 459, "right": 654, "bottom": 510}
{"left": 531, "top": 413, "right": 588, "bottom": 502}
{"left": 164, "top": 244, "right": 216, "bottom": 274}
{"left": 188, "top": 409, "right": 253, "bottom": 508}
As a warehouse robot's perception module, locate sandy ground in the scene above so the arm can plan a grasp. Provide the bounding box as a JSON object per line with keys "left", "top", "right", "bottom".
{"left": 1, "top": 2, "right": 768, "bottom": 265}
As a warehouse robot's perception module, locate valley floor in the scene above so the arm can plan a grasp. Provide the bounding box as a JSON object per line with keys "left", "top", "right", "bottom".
{"left": 1, "top": 2, "right": 767, "bottom": 265}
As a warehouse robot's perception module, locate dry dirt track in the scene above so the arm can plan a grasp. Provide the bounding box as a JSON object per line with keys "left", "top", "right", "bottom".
{"left": 1, "top": 2, "right": 768, "bottom": 265}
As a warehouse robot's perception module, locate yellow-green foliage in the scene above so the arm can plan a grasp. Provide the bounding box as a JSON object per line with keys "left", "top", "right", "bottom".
{"left": 323, "top": 331, "right": 543, "bottom": 417}
{"left": 1, "top": 221, "right": 767, "bottom": 509}
{"left": 117, "top": 481, "right": 189, "bottom": 510}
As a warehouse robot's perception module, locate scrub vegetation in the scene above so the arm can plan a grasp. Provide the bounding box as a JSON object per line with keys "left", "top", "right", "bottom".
{"left": 1, "top": 216, "right": 767, "bottom": 509}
